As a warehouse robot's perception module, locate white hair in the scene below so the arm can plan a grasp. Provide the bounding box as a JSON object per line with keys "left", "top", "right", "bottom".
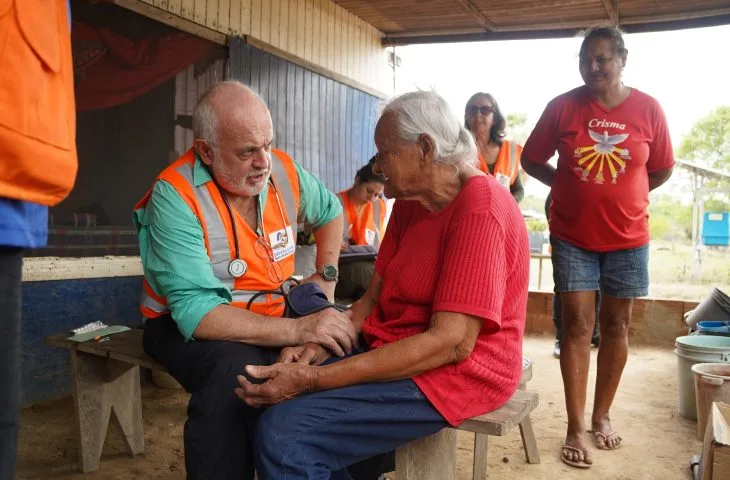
{"left": 192, "top": 80, "right": 265, "bottom": 152}
{"left": 382, "top": 90, "right": 477, "bottom": 171}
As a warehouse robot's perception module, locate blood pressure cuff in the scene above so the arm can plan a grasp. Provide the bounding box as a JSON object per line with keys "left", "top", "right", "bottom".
{"left": 245, "top": 280, "right": 347, "bottom": 318}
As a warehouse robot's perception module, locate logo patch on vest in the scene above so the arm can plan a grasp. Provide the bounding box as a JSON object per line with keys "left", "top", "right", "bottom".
{"left": 495, "top": 172, "right": 510, "bottom": 189}
{"left": 365, "top": 228, "right": 376, "bottom": 246}
{"left": 269, "top": 226, "right": 295, "bottom": 262}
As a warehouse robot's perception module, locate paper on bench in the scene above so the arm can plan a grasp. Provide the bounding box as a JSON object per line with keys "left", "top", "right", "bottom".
{"left": 66, "top": 325, "right": 131, "bottom": 343}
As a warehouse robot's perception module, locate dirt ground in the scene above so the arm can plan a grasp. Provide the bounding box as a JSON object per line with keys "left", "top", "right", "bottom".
{"left": 16, "top": 336, "right": 702, "bottom": 480}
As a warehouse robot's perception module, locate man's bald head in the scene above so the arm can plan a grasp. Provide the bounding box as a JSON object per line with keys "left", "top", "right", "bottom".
{"left": 191, "top": 81, "right": 275, "bottom": 198}
{"left": 192, "top": 81, "right": 270, "bottom": 150}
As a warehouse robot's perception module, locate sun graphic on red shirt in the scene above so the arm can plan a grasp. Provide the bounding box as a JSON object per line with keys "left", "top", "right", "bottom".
{"left": 572, "top": 130, "right": 632, "bottom": 184}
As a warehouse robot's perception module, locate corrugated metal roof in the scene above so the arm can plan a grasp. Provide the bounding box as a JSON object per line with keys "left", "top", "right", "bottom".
{"left": 332, "top": 0, "right": 730, "bottom": 45}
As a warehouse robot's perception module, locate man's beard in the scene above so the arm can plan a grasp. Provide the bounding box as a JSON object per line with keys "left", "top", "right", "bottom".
{"left": 212, "top": 158, "right": 271, "bottom": 197}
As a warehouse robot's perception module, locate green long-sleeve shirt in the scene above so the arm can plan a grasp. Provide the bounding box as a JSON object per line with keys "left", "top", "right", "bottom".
{"left": 133, "top": 154, "right": 342, "bottom": 340}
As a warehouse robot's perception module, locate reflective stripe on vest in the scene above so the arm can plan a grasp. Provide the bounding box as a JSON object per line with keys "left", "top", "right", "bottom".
{"left": 372, "top": 199, "right": 383, "bottom": 249}
{"left": 139, "top": 150, "right": 298, "bottom": 317}
{"left": 507, "top": 141, "right": 518, "bottom": 179}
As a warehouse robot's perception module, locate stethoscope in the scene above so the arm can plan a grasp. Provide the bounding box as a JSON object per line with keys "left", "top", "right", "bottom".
{"left": 213, "top": 177, "right": 289, "bottom": 279}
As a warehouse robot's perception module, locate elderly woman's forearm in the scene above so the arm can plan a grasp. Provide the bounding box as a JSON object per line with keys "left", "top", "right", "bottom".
{"left": 312, "top": 313, "right": 482, "bottom": 390}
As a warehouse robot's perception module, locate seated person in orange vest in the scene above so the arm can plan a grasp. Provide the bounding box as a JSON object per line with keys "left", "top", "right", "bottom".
{"left": 465, "top": 92, "right": 525, "bottom": 203}
{"left": 134, "top": 81, "right": 356, "bottom": 480}
{"left": 335, "top": 159, "right": 387, "bottom": 299}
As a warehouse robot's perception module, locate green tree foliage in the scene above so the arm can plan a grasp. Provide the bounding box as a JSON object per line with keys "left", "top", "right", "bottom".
{"left": 648, "top": 194, "right": 693, "bottom": 241}
{"left": 676, "top": 106, "right": 730, "bottom": 212}
{"left": 677, "top": 106, "right": 730, "bottom": 171}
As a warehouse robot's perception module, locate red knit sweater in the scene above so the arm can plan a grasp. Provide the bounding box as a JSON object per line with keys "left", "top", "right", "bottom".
{"left": 363, "top": 174, "right": 530, "bottom": 425}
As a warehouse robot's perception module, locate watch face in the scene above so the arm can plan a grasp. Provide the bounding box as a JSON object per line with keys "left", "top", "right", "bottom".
{"left": 322, "top": 264, "right": 338, "bottom": 281}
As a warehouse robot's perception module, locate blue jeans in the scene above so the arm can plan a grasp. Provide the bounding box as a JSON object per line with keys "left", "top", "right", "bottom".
{"left": 550, "top": 236, "right": 649, "bottom": 298}
{"left": 254, "top": 353, "right": 449, "bottom": 480}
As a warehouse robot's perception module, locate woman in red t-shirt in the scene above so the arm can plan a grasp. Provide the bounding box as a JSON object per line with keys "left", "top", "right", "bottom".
{"left": 522, "top": 27, "right": 674, "bottom": 469}
{"left": 234, "top": 91, "right": 530, "bottom": 479}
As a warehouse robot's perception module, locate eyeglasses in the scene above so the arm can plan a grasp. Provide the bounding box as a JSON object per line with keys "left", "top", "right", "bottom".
{"left": 254, "top": 236, "right": 284, "bottom": 283}
{"left": 466, "top": 105, "right": 494, "bottom": 116}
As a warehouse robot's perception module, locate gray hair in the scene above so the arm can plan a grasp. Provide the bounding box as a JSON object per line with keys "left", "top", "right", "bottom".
{"left": 382, "top": 91, "right": 477, "bottom": 171}
{"left": 192, "top": 80, "right": 264, "bottom": 152}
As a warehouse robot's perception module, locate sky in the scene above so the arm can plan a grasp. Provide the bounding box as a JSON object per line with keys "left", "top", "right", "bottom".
{"left": 392, "top": 24, "right": 730, "bottom": 200}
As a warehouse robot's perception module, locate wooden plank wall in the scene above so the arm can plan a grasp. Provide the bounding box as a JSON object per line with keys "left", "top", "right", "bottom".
{"left": 173, "top": 59, "right": 226, "bottom": 156}
{"left": 228, "top": 38, "right": 380, "bottom": 192}
{"left": 139, "top": 0, "right": 389, "bottom": 96}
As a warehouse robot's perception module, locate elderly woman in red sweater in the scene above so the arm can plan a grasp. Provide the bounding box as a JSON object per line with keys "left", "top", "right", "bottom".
{"left": 236, "top": 90, "right": 530, "bottom": 479}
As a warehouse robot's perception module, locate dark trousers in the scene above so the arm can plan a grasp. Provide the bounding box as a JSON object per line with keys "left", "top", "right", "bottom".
{"left": 255, "top": 352, "right": 448, "bottom": 480}
{"left": 143, "top": 315, "right": 280, "bottom": 480}
{"left": 0, "top": 248, "right": 23, "bottom": 480}
{"left": 143, "top": 316, "right": 390, "bottom": 480}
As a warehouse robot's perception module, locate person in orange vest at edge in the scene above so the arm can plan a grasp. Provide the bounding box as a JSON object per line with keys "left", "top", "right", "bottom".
{"left": 0, "top": 2, "right": 78, "bottom": 479}
{"left": 134, "top": 80, "right": 373, "bottom": 480}
{"left": 336, "top": 158, "right": 387, "bottom": 300}
{"left": 464, "top": 92, "right": 525, "bottom": 203}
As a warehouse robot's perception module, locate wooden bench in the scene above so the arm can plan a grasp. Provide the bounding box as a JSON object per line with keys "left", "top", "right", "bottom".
{"left": 46, "top": 329, "right": 164, "bottom": 473}
{"left": 396, "top": 361, "right": 540, "bottom": 480}
{"left": 48, "top": 330, "right": 539, "bottom": 477}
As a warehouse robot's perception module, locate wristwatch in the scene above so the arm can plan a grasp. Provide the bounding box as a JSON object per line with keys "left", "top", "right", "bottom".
{"left": 318, "top": 264, "right": 339, "bottom": 282}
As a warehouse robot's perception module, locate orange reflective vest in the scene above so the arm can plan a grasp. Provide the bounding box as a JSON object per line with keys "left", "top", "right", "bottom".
{"left": 0, "top": 0, "right": 78, "bottom": 206}
{"left": 338, "top": 191, "right": 386, "bottom": 249}
{"left": 136, "top": 148, "right": 301, "bottom": 318}
{"left": 477, "top": 141, "right": 522, "bottom": 190}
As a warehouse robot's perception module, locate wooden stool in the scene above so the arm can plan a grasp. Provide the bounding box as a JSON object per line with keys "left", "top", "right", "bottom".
{"left": 396, "top": 357, "right": 540, "bottom": 480}
{"left": 47, "top": 329, "right": 164, "bottom": 472}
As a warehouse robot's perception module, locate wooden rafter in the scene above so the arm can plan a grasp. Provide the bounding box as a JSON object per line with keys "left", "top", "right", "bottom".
{"left": 454, "top": 0, "right": 496, "bottom": 31}
{"left": 600, "top": 0, "right": 619, "bottom": 26}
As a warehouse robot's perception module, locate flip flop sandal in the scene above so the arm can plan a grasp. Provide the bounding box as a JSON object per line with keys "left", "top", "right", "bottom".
{"left": 589, "top": 430, "right": 623, "bottom": 450}
{"left": 561, "top": 444, "right": 592, "bottom": 469}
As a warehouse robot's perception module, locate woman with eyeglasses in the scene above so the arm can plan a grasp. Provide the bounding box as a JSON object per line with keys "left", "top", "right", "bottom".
{"left": 335, "top": 158, "right": 388, "bottom": 300}
{"left": 464, "top": 93, "right": 525, "bottom": 203}
{"left": 522, "top": 27, "right": 674, "bottom": 469}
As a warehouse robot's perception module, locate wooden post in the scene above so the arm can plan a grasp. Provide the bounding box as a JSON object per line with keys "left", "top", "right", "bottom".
{"left": 518, "top": 383, "right": 540, "bottom": 464}
{"left": 395, "top": 428, "right": 457, "bottom": 480}
{"left": 472, "top": 433, "right": 488, "bottom": 480}
{"left": 71, "top": 351, "right": 144, "bottom": 472}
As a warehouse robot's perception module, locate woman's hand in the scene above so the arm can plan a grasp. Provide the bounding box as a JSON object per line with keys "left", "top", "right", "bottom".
{"left": 278, "top": 343, "right": 332, "bottom": 366}
{"left": 235, "top": 363, "right": 319, "bottom": 407}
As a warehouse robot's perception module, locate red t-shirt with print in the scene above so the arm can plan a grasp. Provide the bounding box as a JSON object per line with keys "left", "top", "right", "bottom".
{"left": 362, "top": 175, "right": 530, "bottom": 426}
{"left": 522, "top": 86, "right": 675, "bottom": 251}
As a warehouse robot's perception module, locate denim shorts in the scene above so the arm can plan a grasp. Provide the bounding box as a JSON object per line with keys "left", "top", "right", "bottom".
{"left": 550, "top": 236, "right": 649, "bottom": 298}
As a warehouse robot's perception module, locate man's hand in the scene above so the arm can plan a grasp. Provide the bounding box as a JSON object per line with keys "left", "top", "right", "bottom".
{"left": 295, "top": 309, "right": 356, "bottom": 357}
{"left": 278, "top": 343, "right": 332, "bottom": 366}
{"left": 235, "top": 363, "right": 317, "bottom": 407}
{"left": 302, "top": 273, "right": 336, "bottom": 302}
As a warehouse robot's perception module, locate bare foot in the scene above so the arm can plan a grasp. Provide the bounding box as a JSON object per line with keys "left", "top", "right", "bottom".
{"left": 561, "top": 430, "right": 593, "bottom": 468}
{"left": 590, "top": 416, "right": 623, "bottom": 450}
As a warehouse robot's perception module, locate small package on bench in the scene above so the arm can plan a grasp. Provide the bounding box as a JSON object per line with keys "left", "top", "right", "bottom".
{"left": 67, "top": 324, "right": 131, "bottom": 343}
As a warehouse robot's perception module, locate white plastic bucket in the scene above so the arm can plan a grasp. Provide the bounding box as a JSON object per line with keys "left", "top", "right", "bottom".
{"left": 674, "top": 335, "right": 730, "bottom": 420}
{"left": 691, "top": 363, "right": 730, "bottom": 440}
